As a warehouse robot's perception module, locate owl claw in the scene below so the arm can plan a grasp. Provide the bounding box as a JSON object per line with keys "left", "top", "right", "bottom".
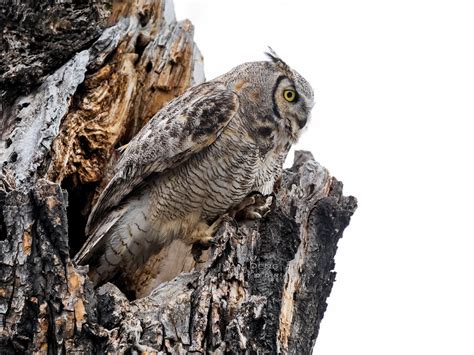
{"left": 192, "top": 213, "right": 231, "bottom": 248}
{"left": 193, "top": 226, "right": 217, "bottom": 248}
{"left": 246, "top": 211, "right": 263, "bottom": 219}
{"left": 197, "top": 236, "right": 216, "bottom": 248}
{"left": 232, "top": 193, "right": 273, "bottom": 221}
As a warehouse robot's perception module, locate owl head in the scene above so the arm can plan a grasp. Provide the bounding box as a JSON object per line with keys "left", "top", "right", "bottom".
{"left": 264, "top": 48, "right": 314, "bottom": 141}
{"left": 219, "top": 49, "right": 314, "bottom": 143}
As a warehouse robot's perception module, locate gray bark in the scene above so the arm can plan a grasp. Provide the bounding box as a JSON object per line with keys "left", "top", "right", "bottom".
{"left": 0, "top": 1, "right": 357, "bottom": 353}
{"left": 0, "top": 0, "right": 112, "bottom": 105}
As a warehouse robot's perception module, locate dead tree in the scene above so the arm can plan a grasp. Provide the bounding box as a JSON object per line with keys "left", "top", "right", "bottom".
{"left": 0, "top": 0, "right": 357, "bottom": 353}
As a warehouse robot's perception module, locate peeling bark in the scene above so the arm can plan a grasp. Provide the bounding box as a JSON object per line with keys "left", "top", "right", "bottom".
{"left": 0, "top": 1, "right": 357, "bottom": 354}
{"left": 1, "top": 0, "right": 204, "bottom": 256}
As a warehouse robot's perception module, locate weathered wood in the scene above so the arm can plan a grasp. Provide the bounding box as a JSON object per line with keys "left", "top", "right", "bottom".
{"left": 1, "top": 0, "right": 204, "bottom": 255}
{"left": 0, "top": 0, "right": 113, "bottom": 104}
{"left": 0, "top": 0, "right": 357, "bottom": 353}
{"left": 86, "top": 151, "right": 356, "bottom": 354}
{"left": 0, "top": 178, "right": 98, "bottom": 353}
{"left": 0, "top": 152, "right": 356, "bottom": 354}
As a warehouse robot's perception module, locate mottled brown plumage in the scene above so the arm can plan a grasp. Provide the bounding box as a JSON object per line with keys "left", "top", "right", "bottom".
{"left": 74, "top": 51, "right": 314, "bottom": 294}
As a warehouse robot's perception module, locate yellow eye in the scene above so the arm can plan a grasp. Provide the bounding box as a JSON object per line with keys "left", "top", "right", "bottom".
{"left": 283, "top": 89, "right": 297, "bottom": 102}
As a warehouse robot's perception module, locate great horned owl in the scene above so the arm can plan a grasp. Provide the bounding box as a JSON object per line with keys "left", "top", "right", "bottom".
{"left": 74, "top": 51, "right": 314, "bottom": 291}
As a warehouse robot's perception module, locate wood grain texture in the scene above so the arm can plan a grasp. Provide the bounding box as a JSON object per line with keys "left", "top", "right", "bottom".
{"left": 94, "top": 151, "right": 357, "bottom": 354}
{"left": 1, "top": 0, "right": 204, "bottom": 255}
{"left": 0, "top": 1, "right": 357, "bottom": 353}
{"left": 0, "top": 180, "right": 98, "bottom": 353}
{"left": 0, "top": 151, "right": 357, "bottom": 354}
{"left": 0, "top": 0, "right": 112, "bottom": 104}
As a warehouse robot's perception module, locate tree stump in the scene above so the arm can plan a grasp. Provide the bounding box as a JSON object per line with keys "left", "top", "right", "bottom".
{"left": 0, "top": 0, "right": 357, "bottom": 353}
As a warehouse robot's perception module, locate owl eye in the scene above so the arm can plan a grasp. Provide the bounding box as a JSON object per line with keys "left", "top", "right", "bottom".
{"left": 283, "top": 89, "right": 298, "bottom": 102}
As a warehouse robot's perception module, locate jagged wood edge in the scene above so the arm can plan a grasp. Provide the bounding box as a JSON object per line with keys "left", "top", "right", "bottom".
{"left": 0, "top": 0, "right": 357, "bottom": 352}
{"left": 92, "top": 151, "right": 357, "bottom": 354}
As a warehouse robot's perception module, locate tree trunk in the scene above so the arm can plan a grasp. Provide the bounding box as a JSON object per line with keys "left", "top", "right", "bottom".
{"left": 0, "top": 1, "right": 357, "bottom": 353}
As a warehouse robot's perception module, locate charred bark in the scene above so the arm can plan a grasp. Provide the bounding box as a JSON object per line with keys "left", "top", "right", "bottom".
{"left": 0, "top": 1, "right": 357, "bottom": 353}
{"left": 0, "top": 0, "right": 113, "bottom": 105}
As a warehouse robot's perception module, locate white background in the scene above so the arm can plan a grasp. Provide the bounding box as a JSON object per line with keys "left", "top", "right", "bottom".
{"left": 174, "top": 1, "right": 474, "bottom": 354}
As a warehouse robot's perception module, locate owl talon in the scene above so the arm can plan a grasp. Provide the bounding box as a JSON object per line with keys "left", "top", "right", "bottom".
{"left": 78, "top": 58, "right": 314, "bottom": 293}
{"left": 191, "top": 227, "right": 216, "bottom": 249}
{"left": 247, "top": 211, "right": 263, "bottom": 219}
{"left": 228, "top": 196, "right": 256, "bottom": 218}
{"left": 233, "top": 194, "right": 273, "bottom": 221}
{"left": 191, "top": 213, "right": 231, "bottom": 248}
{"left": 196, "top": 236, "right": 216, "bottom": 248}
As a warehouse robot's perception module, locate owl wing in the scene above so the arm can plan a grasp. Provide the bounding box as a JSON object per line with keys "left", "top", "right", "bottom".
{"left": 76, "top": 84, "right": 239, "bottom": 263}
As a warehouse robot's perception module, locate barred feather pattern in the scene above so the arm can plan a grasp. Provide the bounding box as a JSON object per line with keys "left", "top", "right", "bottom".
{"left": 74, "top": 54, "right": 314, "bottom": 290}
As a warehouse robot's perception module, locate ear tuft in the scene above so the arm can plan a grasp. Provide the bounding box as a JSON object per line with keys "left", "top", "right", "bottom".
{"left": 265, "top": 47, "right": 292, "bottom": 73}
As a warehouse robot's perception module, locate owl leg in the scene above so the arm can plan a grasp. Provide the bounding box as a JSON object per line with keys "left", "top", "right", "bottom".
{"left": 231, "top": 193, "right": 273, "bottom": 220}
{"left": 187, "top": 214, "right": 231, "bottom": 247}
